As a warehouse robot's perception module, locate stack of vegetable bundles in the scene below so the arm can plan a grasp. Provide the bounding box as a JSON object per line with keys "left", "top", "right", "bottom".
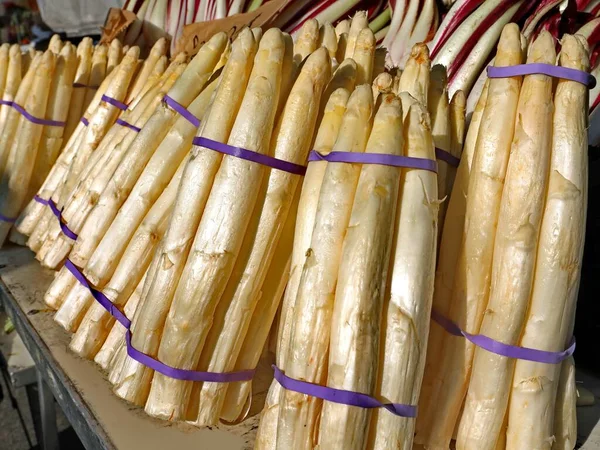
{"left": 0, "top": 35, "right": 126, "bottom": 246}
{"left": 415, "top": 24, "right": 589, "bottom": 450}
{"left": 13, "top": 11, "right": 467, "bottom": 437}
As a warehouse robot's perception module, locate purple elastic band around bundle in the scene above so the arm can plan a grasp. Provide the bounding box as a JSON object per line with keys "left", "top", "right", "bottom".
{"left": 308, "top": 150, "right": 438, "bottom": 173}
{"left": 34, "top": 195, "right": 49, "bottom": 206}
{"left": 80, "top": 117, "right": 89, "bottom": 126}
{"left": 64, "top": 260, "right": 255, "bottom": 383}
{"left": 116, "top": 118, "right": 141, "bottom": 133}
{"left": 273, "top": 366, "right": 417, "bottom": 417}
{"left": 10, "top": 102, "right": 66, "bottom": 127}
{"left": 0, "top": 213, "right": 16, "bottom": 223}
{"left": 193, "top": 136, "right": 308, "bottom": 176}
{"left": 101, "top": 94, "right": 128, "bottom": 111}
{"left": 0, "top": 99, "right": 13, "bottom": 106}
{"left": 431, "top": 309, "right": 576, "bottom": 364}
{"left": 163, "top": 95, "right": 201, "bottom": 128}
{"left": 487, "top": 63, "right": 597, "bottom": 88}
{"left": 47, "top": 199, "right": 78, "bottom": 241}
{"left": 435, "top": 148, "right": 460, "bottom": 168}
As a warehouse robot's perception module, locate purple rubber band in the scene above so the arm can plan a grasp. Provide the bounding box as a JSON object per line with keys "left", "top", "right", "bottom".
{"left": 11, "top": 103, "right": 66, "bottom": 127}
{"left": 101, "top": 94, "right": 128, "bottom": 111}
{"left": 163, "top": 95, "right": 201, "bottom": 128}
{"left": 64, "top": 259, "right": 256, "bottom": 383}
{"left": 487, "top": 64, "right": 596, "bottom": 88}
{"left": 0, "top": 213, "right": 16, "bottom": 223}
{"left": 47, "top": 199, "right": 78, "bottom": 241}
{"left": 0, "top": 99, "right": 13, "bottom": 106}
{"left": 273, "top": 365, "right": 417, "bottom": 417}
{"left": 431, "top": 309, "right": 576, "bottom": 364}
{"left": 193, "top": 136, "right": 308, "bottom": 176}
{"left": 116, "top": 118, "right": 141, "bottom": 133}
{"left": 308, "top": 150, "right": 438, "bottom": 173}
{"left": 435, "top": 148, "right": 460, "bottom": 167}
{"left": 33, "top": 195, "right": 49, "bottom": 206}
{"left": 80, "top": 117, "right": 89, "bottom": 126}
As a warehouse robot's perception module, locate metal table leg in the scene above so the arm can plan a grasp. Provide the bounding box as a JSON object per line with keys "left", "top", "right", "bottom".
{"left": 37, "top": 371, "right": 59, "bottom": 450}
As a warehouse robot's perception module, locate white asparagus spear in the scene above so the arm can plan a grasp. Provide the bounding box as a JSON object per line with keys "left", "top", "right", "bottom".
{"left": 63, "top": 38, "right": 93, "bottom": 142}
{"left": 415, "top": 25, "right": 524, "bottom": 449}
{"left": 372, "top": 72, "right": 393, "bottom": 101}
{"left": 107, "top": 39, "right": 123, "bottom": 75}
{"left": 506, "top": 34, "right": 588, "bottom": 450}
{"left": 367, "top": 93, "right": 438, "bottom": 450}
{"left": 447, "top": 90, "right": 466, "bottom": 197}
{"left": 552, "top": 356, "right": 577, "bottom": 450}
{"left": 113, "top": 29, "right": 258, "bottom": 407}
{"left": 0, "top": 45, "right": 21, "bottom": 135}
{"left": 0, "top": 44, "right": 11, "bottom": 124}
{"left": 94, "top": 270, "right": 147, "bottom": 371}
{"left": 0, "top": 51, "right": 55, "bottom": 244}
{"left": 81, "top": 44, "right": 108, "bottom": 120}
{"left": 398, "top": 43, "right": 430, "bottom": 106}
{"left": 456, "top": 31, "right": 556, "bottom": 450}
{"left": 276, "top": 85, "right": 374, "bottom": 450}
{"left": 70, "top": 156, "right": 187, "bottom": 358}
{"left": 353, "top": 28, "right": 376, "bottom": 85}
{"left": 345, "top": 11, "right": 369, "bottom": 59}
{"left": 126, "top": 38, "right": 168, "bottom": 105}
{"left": 318, "top": 93, "right": 404, "bottom": 450}
{"left": 319, "top": 23, "right": 338, "bottom": 61}
{"left": 193, "top": 48, "right": 331, "bottom": 426}
{"left": 335, "top": 20, "right": 350, "bottom": 38}
{"left": 416, "top": 80, "right": 490, "bottom": 426}
{"left": 255, "top": 87, "right": 351, "bottom": 450}
{"left": 67, "top": 34, "right": 226, "bottom": 271}
{"left": 336, "top": 33, "right": 348, "bottom": 67}
{"left": 293, "top": 19, "right": 319, "bottom": 65}
{"left": 144, "top": 28, "right": 285, "bottom": 422}
{"left": 275, "top": 34, "right": 295, "bottom": 120}
{"left": 219, "top": 191, "right": 299, "bottom": 422}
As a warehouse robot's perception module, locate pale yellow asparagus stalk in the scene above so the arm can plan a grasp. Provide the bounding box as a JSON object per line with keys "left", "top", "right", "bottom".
{"left": 63, "top": 38, "right": 93, "bottom": 142}
{"left": 552, "top": 356, "right": 577, "bottom": 450}
{"left": 69, "top": 80, "right": 218, "bottom": 357}
{"left": 255, "top": 87, "right": 351, "bottom": 449}
{"left": 193, "top": 48, "right": 331, "bottom": 427}
{"left": 456, "top": 31, "right": 556, "bottom": 450}
{"left": 345, "top": 11, "right": 369, "bottom": 59}
{"left": 0, "top": 53, "right": 40, "bottom": 179}
{"left": 66, "top": 34, "right": 225, "bottom": 272}
{"left": 335, "top": 20, "right": 350, "bottom": 38}
{"left": 94, "top": 270, "right": 147, "bottom": 371}
{"left": 128, "top": 54, "right": 168, "bottom": 111}
{"left": 416, "top": 80, "right": 490, "bottom": 428}
{"left": 399, "top": 43, "right": 430, "bottom": 106}
{"left": 319, "top": 23, "right": 338, "bottom": 61}
{"left": 53, "top": 39, "right": 225, "bottom": 332}
{"left": 40, "top": 56, "right": 188, "bottom": 270}
{"left": 276, "top": 85, "right": 374, "bottom": 450}
{"left": 367, "top": 93, "right": 438, "bottom": 450}
{"left": 26, "top": 44, "right": 78, "bottom": 205}
{"left": 70, "top": 156, "right": 187, "bottom": 358}
{"left": 112, "top": 29, "right": 258, "bottom": 408}
{"left": 353, "top": 28, "right": 376, "bottom": 85}
{"left": 107, "top": 39, "right": 123, "bottom": 75}
{"left": 276, "top": 33, "right": 295, "bottom": 119}
{"left": 219, "top": 191, "right": 299, "bottom": 422}
{"left": 336, "top": 33, "right": 348, "bottom": 66}
{"left": 0, "top": 44, "right": 11, "bottom": 121}
{"left": 506, "top": 34, "right": 588, "bottom": 450}
{"left": 314, "top": 58, "right": 357, "bottom": 135}
{"left": 294, "top": 19, "right": 319, "bottom": 65}
{"left": 319, "top": 93, "right": 404, "bottom": 450}
{"left": 415, "top": 27, "right": 523, "bottom": 450}
{"left": 447, "top": 90, "right": 466, "bottom": 197}
{"left": 144, "top": 28, "right": 285, "bottom": 422}
{"left": 372, "top": 72, "right": 393, "bottom": 101}
{"left": 82, "top": 44, "right": 109, "bottom": 118}
{"left": 126, "top": 38, "right": 168, "bottom": 105}
{"left": 0, "top": 51, "right": 56, "bottom": 244}
{"left": 48, "top": 34, "right": 62, "bottom": 54}
{"left": 0, "top": 45, "right": 22, "bottom": 132}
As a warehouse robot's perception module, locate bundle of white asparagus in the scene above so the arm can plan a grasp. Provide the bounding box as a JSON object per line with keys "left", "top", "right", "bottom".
{"left": 12, "top": 11, "right": 471, "bottom": 438}
{"left": 415, "top": 24, "right": 589, "bottom": 450}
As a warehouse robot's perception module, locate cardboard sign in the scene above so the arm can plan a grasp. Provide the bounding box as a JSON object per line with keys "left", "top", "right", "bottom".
{"left": 175, "top": 0, "right": 289, "bottom": 56}
{"left": 101, "top": 8, "right": 137, "bottom": 44}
